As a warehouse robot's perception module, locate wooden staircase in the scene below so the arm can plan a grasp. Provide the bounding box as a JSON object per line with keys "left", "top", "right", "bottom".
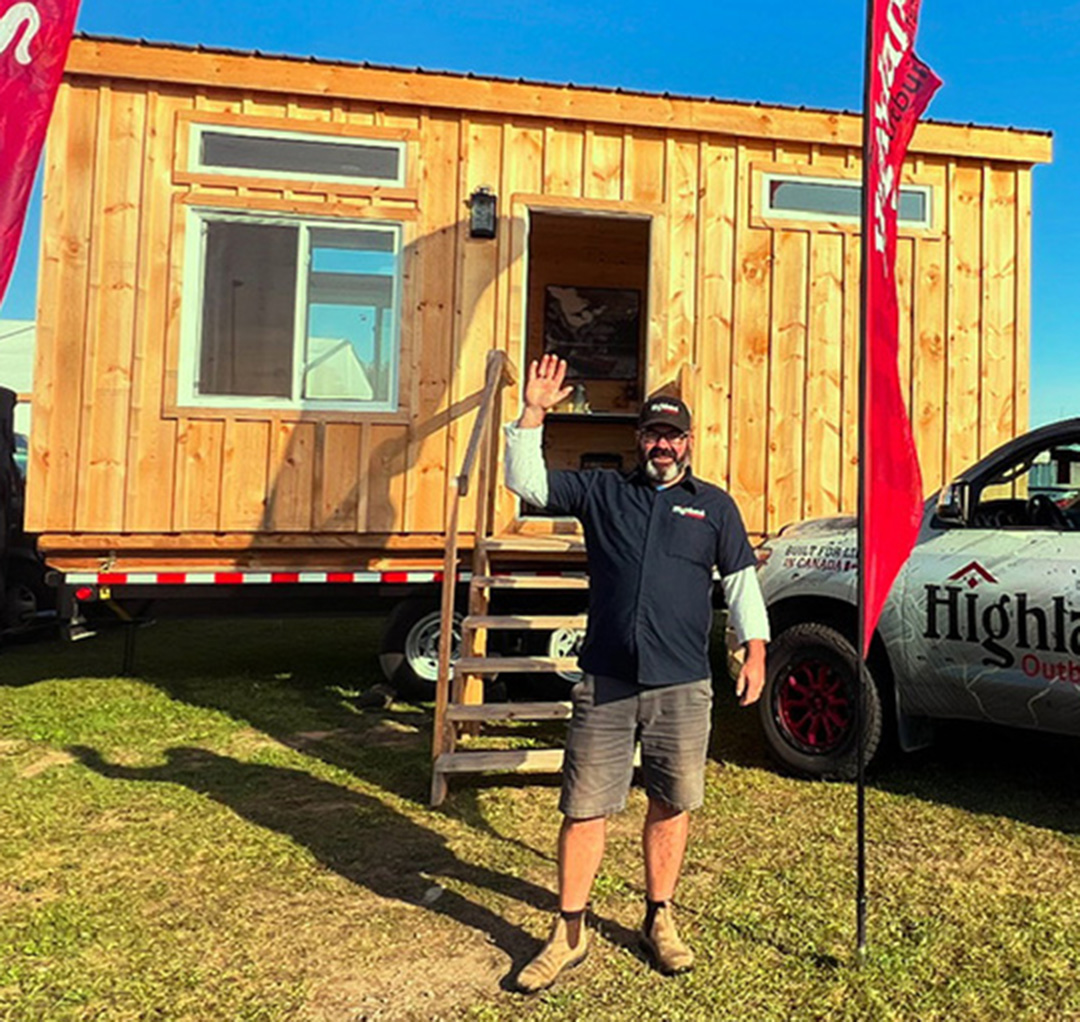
{"left": 430, "top": 540, "right": 588, "bottom": 806}
{"left": 430, "top": 351, "right": 591, "bottom": 806}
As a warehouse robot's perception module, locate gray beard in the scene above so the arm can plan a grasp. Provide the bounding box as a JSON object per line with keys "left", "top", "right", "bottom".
{"left": 643, "top": 455, "right": 688, "bottom": 484}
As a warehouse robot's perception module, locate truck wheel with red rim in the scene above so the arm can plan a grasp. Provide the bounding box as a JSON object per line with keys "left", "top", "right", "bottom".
{"left": 759, "top": 622, "right": 882, "bottom": 780}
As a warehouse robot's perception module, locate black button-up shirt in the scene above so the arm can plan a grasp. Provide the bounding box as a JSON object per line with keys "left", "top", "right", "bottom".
{"left": 545, "top": 467, "right": 756, "bottom": 686}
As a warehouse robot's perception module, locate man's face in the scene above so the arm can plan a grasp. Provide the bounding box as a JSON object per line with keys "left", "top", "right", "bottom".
{"left": 638, "top": 424, "right": 692, "bottom": 484}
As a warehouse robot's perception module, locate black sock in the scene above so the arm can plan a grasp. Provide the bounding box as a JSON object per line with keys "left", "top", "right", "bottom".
{"left": 644, "top": 899, "right": 667, "bottom": 933}
{"left": 560, "top": 908, "right": 585, "bottom": 947}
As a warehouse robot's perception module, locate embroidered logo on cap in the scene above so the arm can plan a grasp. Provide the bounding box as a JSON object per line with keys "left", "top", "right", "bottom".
{"left": 649, "top": 401, "right": 682, "bottom": 415}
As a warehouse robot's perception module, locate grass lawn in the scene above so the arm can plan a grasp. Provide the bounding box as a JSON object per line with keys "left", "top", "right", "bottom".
{"left": 1, "top": 616, "right": 1078, "bottom": 1021}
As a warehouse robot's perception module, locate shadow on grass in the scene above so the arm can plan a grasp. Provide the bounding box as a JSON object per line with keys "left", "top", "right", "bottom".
{"left": 66, "top": 743, "right": 645, "bottom": 988}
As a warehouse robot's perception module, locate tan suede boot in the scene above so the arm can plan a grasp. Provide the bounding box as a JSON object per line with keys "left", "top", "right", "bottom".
{"left": 641, "top": 903, "right": 694, "bottom": 974}
{"left": 515, "top": 916, "right": 589, "bottom": 993}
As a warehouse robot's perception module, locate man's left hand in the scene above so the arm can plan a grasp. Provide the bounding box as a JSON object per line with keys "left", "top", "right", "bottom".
{"left": 735, "top": 639, "right": 766, "bottom": 706}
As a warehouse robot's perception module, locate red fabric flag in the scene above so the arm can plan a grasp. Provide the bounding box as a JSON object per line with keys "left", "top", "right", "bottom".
{"left": 859, "top": 0, "right": 941, "bottom": 654}
{"left": 0, "top": 0, "right": 81, "bottom": 304}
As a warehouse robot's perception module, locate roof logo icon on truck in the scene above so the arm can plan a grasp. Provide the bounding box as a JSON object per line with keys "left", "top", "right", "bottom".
{"left": 947, "top": 561, "right": 998, "bottom": 588}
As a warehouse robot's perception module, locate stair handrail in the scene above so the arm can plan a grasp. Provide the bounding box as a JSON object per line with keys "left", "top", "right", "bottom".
{"left": 433, "top": 350, "right": 518, "bottom": 759}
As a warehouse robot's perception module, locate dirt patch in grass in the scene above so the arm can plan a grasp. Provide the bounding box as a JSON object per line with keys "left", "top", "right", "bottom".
{"left": 307, "top": 946, "right": 507, "bottom": 1022}
{"left": 17, "top": 749, "right": 75, "bottom": 778}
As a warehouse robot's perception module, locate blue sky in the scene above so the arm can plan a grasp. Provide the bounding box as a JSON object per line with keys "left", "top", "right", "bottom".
{"left": 3, "top": 0, "right": 1077, "bottom": 424}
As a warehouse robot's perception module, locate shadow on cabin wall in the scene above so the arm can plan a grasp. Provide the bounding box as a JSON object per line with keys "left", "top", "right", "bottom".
{"left": 252, "top": 209, "right": 681, "bottom": 557}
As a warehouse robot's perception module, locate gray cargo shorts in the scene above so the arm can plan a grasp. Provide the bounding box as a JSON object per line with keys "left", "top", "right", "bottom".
{"left": 559, "top": 674, "right": 713, "bottom": 819}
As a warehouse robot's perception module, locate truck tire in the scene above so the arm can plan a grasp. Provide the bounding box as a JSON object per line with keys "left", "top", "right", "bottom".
{"left": 379, "top": 598, "right": 463, "bottom": 701}
{"left": 759, "top": 622, "right": 882, "bottom": 780}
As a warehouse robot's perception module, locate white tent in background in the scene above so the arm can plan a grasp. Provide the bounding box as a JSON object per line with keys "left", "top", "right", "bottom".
{"left": 303, "top": 336, "right": 375, "bottom": 400}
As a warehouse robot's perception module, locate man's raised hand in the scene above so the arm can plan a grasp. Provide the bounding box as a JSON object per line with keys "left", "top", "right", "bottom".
{"left": 520, "top": 354, "right": 573, "bottom": 428}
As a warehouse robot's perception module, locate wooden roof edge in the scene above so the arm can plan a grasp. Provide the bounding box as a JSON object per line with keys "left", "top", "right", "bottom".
{"left": 65, "top": 35, "right": 1054, "bottom": 165}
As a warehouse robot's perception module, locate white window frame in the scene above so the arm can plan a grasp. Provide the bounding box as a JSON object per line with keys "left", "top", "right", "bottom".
{"left": 189, "top": 123, "right": 407, "bottom": 188}
{"left": 179, "top": 208, "right": 403, "bottom": 413}
{"left": 761, "top": 172, "right": 933, "bottom": 229}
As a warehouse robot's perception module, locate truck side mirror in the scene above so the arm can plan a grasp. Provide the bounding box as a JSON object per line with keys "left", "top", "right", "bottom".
{"left": 935, "top": 482, "right": 966, "bottom": 523}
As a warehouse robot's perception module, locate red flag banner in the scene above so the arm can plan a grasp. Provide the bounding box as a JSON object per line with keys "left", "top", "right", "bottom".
{"left": 859, "top": 0, "right": 941, "bottom": 653}
{"left": 0, "top": 0, "right": 81, "bottom": 303}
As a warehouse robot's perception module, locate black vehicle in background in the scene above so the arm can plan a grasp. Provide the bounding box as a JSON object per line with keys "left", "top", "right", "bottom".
{"left": 0, "top": 387, "right": 54, "bottom": 638}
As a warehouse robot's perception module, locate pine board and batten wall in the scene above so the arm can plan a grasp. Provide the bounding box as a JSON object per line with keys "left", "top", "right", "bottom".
{"left": 27, "top": 37, "right": 1051, "bottom": 570}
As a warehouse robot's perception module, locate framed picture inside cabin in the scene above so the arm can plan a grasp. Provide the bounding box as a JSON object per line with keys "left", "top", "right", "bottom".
{"left": 543, "top": 285, "right": 641, "bottom": 381}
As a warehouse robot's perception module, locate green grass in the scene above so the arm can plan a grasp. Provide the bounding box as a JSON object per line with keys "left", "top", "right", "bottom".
{"left": 1, "top": 617, "right": 1078, "bottom": 1021}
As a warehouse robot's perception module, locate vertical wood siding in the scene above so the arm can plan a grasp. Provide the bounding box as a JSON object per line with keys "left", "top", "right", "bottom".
{"left": 28, "top": 75, "right": 1038, "bottom": 547}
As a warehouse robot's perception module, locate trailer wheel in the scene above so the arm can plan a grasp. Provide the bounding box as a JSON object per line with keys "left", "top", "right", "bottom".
{"left": 379, "top": 598, "right": 466, "bottom": 702}
{"left": 2, "top": 559, "right": 54, "bottom": 635}
{"left": 759, "top": 622, "right": 882, "bottom": 780}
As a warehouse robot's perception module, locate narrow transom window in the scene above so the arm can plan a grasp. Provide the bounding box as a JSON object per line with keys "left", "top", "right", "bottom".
{"left": 191, "top": 125, "right": 405, "bottom": 187}
{"left": 763, "top": 174, "right": 932, "bottom": 228}
{"left": 183, "top": 210, "right": 402, "bottom": 412}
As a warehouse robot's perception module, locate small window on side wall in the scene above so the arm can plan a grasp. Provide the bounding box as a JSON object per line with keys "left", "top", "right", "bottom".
{"left": 183, "top": 211, "right": 402, "bottom": 412}
{"left": 763, "top": 174, "right": 932, "bottom": 228}
{"left": 190, "top": 125, "right": 405, "bottom": 187}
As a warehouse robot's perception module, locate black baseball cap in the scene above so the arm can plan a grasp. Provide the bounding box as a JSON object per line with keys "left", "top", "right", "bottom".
{"left": 638, "top": 396, "right": 692, "bottom": 433}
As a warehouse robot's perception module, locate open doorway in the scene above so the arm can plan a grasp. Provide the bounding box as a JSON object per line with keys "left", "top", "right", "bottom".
{"left": 523, "top": 211, "right": 651, "bottom": 482}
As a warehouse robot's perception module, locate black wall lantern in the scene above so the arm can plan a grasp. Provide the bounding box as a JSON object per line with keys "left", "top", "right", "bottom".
{"left": 468, "top": 186, "right": 497, "bottom": 239}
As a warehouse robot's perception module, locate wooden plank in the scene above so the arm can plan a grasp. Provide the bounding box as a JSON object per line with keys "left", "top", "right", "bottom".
{"left": 662, "top": 136, "right": 698, "bottom": 387}
{"left": 68, "top": 40, "right": 1054, "bottom": 164}
{"left": 78, "top": 85, "right": 146, "bottom": 532}
{"left": 447, "top": 701, "right": 573, "bottom": 722}
{"left": 454, "top": 118, "right": 503, "bottom": 535}
{"left": 405, "top": 112, "right": 460, "bottom": 534}
{"left": 462, "top": 615, "right": 587, "bottom": 629}
{"left": 317, "top": 423, "right": 362, "bottom": 531}
{"left": 174, "top": 417, "right": 225, "bottom": 531}
{"left": 266, "top": 420, "right": 316, "bottom": 531}
{"left": 434, "top": 748, "right": 564, "bottom": 774}
{"left": 479, "top": 535, "right": 586, "bottom": 553}
{"left": 945, "top": 161, "right": 982, "bottom": 476}
{"left": 126, "top": 87, "right": 188, "bottom": 532}
{"left": 219, "top": 420, "right": 272, "bottom": 530}
{"left": 804, "top": 232, "right": 844, "bottom": 519}
{"left": 912, "top": 236, "right": 947, "bottom": 492}
{"left": 980, "top": 165, "right": 1017, "bottom": 454}
{"left": 840, "top": 231, "right": 861, "bottom": 514}
{"left": 470, "top": 574, "right": 589, "bottom": 590}
{"left": 624, "top": 129, "right": 665, "bottom": 204}
{"left": 768, "top": 228, "right": 808, "bottom": 532}
{"left": 455, "top": 656, "right": 578, "bottom": 674}
{"left": 543, "top": 123, "right": 584, "bottom": 196}
{"left": 27, "top": 83, "right": 96, "bottom": 532}
{"left": 1014, "top": 169, "right": 1032, "bottom": 437}
{"left": 585, "top": 125, "right": 623, "bottom": 200}
{"left": 729, "top": 141, "right": 773, "bottom": 534}
{"left": 364, "top": 424, "right": 408, "bottom": 532}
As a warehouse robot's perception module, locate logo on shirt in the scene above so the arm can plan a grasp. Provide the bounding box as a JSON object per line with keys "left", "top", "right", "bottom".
{"left": 673, "top": 505, "right": 706, "bottom": 520}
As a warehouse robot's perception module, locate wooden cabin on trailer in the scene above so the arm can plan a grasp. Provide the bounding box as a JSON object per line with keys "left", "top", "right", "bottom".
{"left": 28, "top": 36, "right": 1050, "bottom": 692}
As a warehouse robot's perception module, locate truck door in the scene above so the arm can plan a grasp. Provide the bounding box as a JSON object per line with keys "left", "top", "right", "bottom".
{"left": 898, "top": 432, "right": 1080, "bottom": 736}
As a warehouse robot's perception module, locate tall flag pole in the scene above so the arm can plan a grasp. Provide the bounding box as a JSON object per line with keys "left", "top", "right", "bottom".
{"left": 0, "top": 0, "right": 82, "bottom": 304}
{"left": 857, "top": 0, "right": 940, "bottom": 955}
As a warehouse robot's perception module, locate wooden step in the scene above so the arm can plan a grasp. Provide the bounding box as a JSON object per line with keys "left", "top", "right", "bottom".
{"left": 462, "top": 614, "right": 587, "bottom": 630}
{"left": 434, "top": 748, "right": 565, "bottom": 775}
{"left": 447, "top": 700, "right": 572, "bottom": 723}
{"left": 481, "top": 536, "right": 587, "bottom": 554}
{"left": 470, "top": 574, "right": 589, "bottom": 590}
{"left": 455, "top": 656, "right": 579, "bottom": 675}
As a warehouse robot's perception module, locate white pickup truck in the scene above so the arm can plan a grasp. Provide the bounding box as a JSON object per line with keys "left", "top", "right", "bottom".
{"left": 754, "top": 417, "right": 1080, "bottom": 778}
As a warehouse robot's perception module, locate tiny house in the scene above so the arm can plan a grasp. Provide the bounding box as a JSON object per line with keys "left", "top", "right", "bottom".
{"left": 27, "top": 36, "right": 1051, "bottom": 670}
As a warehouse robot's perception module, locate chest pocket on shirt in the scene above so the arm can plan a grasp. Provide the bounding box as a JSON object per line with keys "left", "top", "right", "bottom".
{"left": 664, "top": 513, "right": 715, "bottom": 567}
